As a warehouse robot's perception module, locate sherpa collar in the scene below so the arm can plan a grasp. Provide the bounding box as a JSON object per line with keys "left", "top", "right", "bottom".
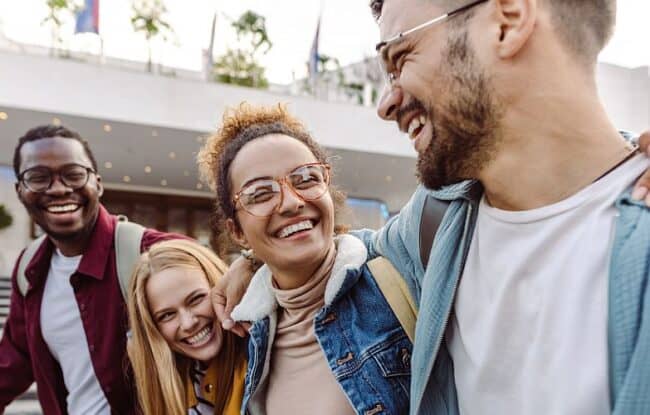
{"left": 230, "top": 234, "right": 368, "bottom": 322}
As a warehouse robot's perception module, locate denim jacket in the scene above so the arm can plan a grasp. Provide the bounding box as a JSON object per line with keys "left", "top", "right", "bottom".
{"left": 354, "top": 181, "right": 650, "bottom": 415}
{"left": 231, "top": 235, "right": 412, "bottom": 415}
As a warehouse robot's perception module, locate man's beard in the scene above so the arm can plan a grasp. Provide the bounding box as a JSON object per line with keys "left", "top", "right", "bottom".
{"left": 416, "top": 30, "right": 502, "bottom": 190}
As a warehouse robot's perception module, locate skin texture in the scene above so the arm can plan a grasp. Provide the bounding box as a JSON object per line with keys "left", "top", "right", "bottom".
{"left": 226, "top": 133, "right": 335, "bottom": 290}
{"left": 376, "top": 1, "right": 502, "bottom": 191}
{"left": 376, "top": 0, "right": 638, "bottom": 211}
{"left": 146, "top": 266, "right": 224, "bottom": 362}
{"left": 15, "top": 137, "right": 103, "bottom": 256}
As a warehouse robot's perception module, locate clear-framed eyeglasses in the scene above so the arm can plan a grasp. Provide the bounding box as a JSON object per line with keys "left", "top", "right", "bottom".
{"left": 233, "top": 162, "right": 331, "bottom": 217}
{"left": 18, "top": 163, "right": 96, "bottom": 193}
{"left": 375, "top": 0, "right": 488, "bottom": 86}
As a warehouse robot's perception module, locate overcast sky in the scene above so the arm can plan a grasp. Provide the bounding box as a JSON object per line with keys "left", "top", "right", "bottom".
{"left": 0, "top": 0, "right": 647, "bottom": 84}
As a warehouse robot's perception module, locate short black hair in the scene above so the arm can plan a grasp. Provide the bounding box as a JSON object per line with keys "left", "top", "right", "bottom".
{"left": 13, "top": 125, "right": 98, "bottom": 176}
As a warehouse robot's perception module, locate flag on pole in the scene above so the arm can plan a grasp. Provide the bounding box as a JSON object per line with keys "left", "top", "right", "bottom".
{"left": 308, "top": 15, "right": 321, "bottom": 81}
{"left": 75, "top": 0, "right": 100, "bottom": 34}
{"left": 207, "top": 12, "right": 217, "bottom": 69}
{"left": 203, "top": 12, "right": 217, "bottom": 81}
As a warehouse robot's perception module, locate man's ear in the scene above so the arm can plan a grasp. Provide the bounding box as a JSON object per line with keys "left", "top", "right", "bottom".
{"left": 95, "top": 174, "right": 104, "bottom": 198}
{"left": 226, "top": 218, "right": 249, "bottom": 248}
{"left": 493, "top": 0, "right": 537, "bottom": 59}
{"left": 15, "top": 182, "right": 24, "bottom": 203}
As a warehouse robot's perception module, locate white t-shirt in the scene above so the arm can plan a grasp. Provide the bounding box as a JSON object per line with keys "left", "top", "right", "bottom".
{"left": 40, "top": 249, "right": 110, "bottom": 415}
{"left": 448, "top": 153, "right": 648, "bottom": 415}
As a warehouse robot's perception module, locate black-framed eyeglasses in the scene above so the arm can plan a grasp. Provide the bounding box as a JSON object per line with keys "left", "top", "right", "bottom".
{"left": 18, "top": 163, "right": 96, "bottom": 193}
{"left": 375, "top": 0, "right": 488, "bottom": 85}
{"left": 233, "top": 162, "right": 331, "bottom": 217}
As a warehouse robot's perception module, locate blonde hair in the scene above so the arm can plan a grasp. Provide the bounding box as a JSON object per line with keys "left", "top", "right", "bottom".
{"left": 127, "top": 239, "right": 245, "bottom": 415}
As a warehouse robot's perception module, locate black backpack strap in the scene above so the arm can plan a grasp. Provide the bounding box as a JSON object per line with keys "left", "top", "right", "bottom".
{"left": 419, "top": 195, "right": 450, "bottom": 269}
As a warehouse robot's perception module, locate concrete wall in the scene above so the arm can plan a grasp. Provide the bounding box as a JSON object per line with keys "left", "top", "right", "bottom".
{"left": 0, "top": 51, "right": 414, "bottom": 158}
{"left": 0, "top": 166, "right": 30, "bottom": 276}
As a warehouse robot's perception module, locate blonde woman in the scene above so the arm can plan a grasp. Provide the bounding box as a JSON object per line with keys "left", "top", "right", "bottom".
{"left": 127, "top": 239, "right": 246, "bottom": 415}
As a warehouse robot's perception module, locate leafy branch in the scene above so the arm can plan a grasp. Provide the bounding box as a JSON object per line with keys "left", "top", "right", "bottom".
{"left": 0, "top": 205, "right": 13, "bottom": 230}
{"left": 213, "top": 10, "right": 272, "bottom": 89}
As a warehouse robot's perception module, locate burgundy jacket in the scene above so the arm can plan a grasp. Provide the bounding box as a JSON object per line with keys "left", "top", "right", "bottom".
{"left": 0, "top": 205, "right": 182, "bottom": 414}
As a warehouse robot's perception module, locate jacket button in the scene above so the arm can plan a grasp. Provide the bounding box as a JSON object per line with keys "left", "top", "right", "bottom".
{"left": 364, "top": 403, "right": 384, "bottom": 415}
{"left": 204, "top": 383, "right": 214, "bottom": 394}
{"left": 336, "top": 352, "right": 354, "bottom": 365}
{"left": 89, "top": 344, "right": 95, "bottom": 352}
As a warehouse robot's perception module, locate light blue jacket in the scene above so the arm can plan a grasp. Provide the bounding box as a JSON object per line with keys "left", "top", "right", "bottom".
{"left": 354, "top": 180, "right": 650, "bottom": 415}
{"left": 232, "top": 235, "right": 412, "bottom": 415}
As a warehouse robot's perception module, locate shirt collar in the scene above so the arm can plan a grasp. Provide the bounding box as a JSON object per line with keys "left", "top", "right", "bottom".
{"left": 76, "top": 205, "right": 115, "bottom": 281}
{"left": 427, "top": 180, "right": 484, "bottom": 202}
{"left": 24, "top": 204, "right": 115, "bottom": 285}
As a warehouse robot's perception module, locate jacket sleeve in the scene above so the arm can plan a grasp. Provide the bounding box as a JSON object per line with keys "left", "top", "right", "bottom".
{"left": 351, "top": 186, "right": 431, "bottom": 305}
{"left": 0, "top": 253, "right": 35, "bottom": 410}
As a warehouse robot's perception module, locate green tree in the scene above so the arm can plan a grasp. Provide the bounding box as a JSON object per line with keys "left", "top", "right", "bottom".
{"left": 131, "top": 0, "right": 175, "bottom": 72}
{"left": 213, "top": 11, "right": 272, "bottom": 89}
{"left": 0, "top": 204, "right": 12, "bottom": 230}
{"left": 41, "top": 0, "right": 83, "bottom": 55}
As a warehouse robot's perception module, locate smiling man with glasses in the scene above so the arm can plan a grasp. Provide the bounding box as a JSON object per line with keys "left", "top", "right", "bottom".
{"left": 353, "top": 0, "right": 650, "bottom": 414}
{"left": 0, "top": 125, "right": 182, "bottom": 414}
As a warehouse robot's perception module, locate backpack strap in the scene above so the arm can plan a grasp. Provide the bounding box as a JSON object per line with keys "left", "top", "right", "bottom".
{"left": 16, "top": 235, "right": 48, "bottom": 296}
{"left": 368, "top": 256, "right": 418, "bottom": 342}
{"left": 419, "top": 195, "right": 450, "bottom": 269}
{"left": 114, "top": 216, "right": 145, "bottom": 301}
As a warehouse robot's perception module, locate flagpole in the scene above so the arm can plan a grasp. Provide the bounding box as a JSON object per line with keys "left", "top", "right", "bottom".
{"left": 308, "top": 12, "right": 321, "bottom": 96}
{"left": 205, "top": 11, "right": 217, "bottom": 81}
{"left": 97, "top": 0, "right": 104, "bottom": 64}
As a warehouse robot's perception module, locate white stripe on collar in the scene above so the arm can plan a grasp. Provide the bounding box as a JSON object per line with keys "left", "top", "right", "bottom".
{"left": 231, "top": 234, "right": 368, "bottom": 322}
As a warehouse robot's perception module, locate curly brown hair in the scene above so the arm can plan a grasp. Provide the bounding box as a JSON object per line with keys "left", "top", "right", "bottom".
{"left": 197, "top": 103, "right": 348, "bottom": 252}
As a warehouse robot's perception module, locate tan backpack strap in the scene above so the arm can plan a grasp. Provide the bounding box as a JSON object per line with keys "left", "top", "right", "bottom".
{"left": 114, "top": 217, "right": 145, "bottom": 301}
{"left": 16, "top": 235, "right": 48, "bottom": 296}
{"left": 368, "top": 257, "right": 418, "bottom": 342}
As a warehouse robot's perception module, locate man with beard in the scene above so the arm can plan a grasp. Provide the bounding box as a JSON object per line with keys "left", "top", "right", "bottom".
{"left": 359, "top": 0, "right": 650, "bottom": 414}
{"left": 0, "top": 125, "right": 181, "bottom": 414}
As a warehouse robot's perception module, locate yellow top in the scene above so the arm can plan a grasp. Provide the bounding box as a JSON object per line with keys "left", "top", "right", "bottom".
{"left": 185, "top": 357, "right": 247, "bottom": 415}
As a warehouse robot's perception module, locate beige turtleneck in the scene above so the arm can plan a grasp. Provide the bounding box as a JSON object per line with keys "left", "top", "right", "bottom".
{"left": 264, "top": 243, "right": 356, "bottom": 415}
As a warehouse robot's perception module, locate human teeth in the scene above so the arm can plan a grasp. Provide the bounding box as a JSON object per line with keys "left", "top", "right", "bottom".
{"left": 408, "top": 117, "right": 423, "bottom": 138}
{"left": 187, "top": 326, "right": 211, "bottom": 345}
{"left": 278, "top": 220, "right": 313, "bottom": 238}
{"left": 47, "top": 204, "right": 79, "bottom": 213}
{"left": 419, "top": 115, "right": 426, "bottom": 125}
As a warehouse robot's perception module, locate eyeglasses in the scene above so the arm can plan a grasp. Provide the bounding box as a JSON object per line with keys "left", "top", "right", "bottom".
{"left": 375, "top": 0, "right": 488, "bottom": 85}
{"left": 18, "top": 163, "right": 96, "bottom": 193}
{"left": 233, "top": 162, "right": 331, "bottom": 217}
